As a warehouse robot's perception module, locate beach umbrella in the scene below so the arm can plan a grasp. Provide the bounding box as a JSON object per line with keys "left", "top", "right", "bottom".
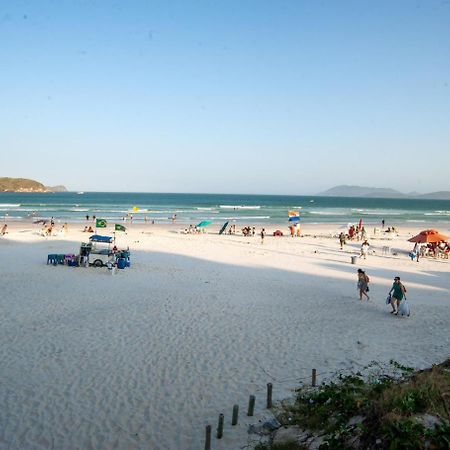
{"left": 408, "top": 229, "right": 449, "bottom": 243}
{"left": 219, "top": 221, "right": 229, "bottom": 235}
{"left": 197, "top": 220, "right": 213, "bottom": 228}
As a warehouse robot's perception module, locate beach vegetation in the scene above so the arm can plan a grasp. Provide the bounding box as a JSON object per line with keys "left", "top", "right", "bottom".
{"left": 257, "top": 359, "right": 450, "bottom": 450}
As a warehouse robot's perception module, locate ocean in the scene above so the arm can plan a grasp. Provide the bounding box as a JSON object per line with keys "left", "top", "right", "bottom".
{"left": 1, "top": 192, "right": 450, "bottom": 226}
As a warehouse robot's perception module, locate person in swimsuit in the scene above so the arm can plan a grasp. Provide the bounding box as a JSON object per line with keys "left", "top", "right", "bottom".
{"left": 389, "top": 276, "right": 406, "bottom": 314}
{"left": 357, "top": 269, "right": 370, "bottom": 301}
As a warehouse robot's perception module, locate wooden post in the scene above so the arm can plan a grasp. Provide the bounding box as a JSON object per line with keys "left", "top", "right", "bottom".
{"left": 247, "top": 395, "right": 255, "bottom": 416}
{"left": 232, "top": 404, "right": 239, "bottom": 425}
{"left": 205, "top": 425, "right": 211, "bottom": 450}
{"left": 312, "top": 368, "right": 317, "bottom": 387}
{"left": 267, "top": 383, "right": 273, "bottom": 408}
{"left": 217, "top": 413, "right": 224, "bottom": 439}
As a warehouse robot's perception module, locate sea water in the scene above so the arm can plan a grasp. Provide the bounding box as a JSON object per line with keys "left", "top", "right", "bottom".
{"left": 0, "top": 192, "right": 449, "bottom": 226}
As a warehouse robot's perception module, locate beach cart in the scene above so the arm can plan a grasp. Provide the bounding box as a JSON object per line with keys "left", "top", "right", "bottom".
{"left": 82, "top": 235, "right": 114, "bottom": 267}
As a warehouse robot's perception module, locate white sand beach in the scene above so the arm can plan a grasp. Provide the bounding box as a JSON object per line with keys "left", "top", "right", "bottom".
{"left": 1, "top": 221, "right": 449, "bottom": 449}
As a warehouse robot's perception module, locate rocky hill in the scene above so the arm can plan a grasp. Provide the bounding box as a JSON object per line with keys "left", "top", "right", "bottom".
{"left": 318, "top": 185, "right": 450, "bottom": 200}
{"left": 0, "top": 177, "right": 67, "bottom": 192}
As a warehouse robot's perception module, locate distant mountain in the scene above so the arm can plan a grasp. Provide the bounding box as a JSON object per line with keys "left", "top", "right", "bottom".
{"left": 0, "top": 177, "right": 67, "bottom": 193}
{"left": 418, "top": 191, "right": 450, "bottom": 200}
{"left": 318, "top": 185, "right": 450, "bottom": 200}
{"left": 46, "top": 185, "right": 67, "bottom": 192}
{"left": 318, "top": 185, "right": 406, "bottom": 198}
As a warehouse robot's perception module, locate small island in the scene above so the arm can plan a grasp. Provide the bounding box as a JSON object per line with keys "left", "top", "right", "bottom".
{"left": 0, "top": 177, "right": 67, "bottom": 193}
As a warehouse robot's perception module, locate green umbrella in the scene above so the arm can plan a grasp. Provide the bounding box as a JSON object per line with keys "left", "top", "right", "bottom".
{"left": 197, "top": 220, "right": 213, "bottom": 228}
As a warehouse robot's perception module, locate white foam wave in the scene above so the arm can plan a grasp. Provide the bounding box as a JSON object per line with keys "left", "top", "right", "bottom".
{"left": 424, "top": 211, "right": 450, "bottom": 216}
{"left": 309, "top": 211, "right": 346, "bottom": 216}
{"left": 219, "top": 205, "right": 261, "bottom": 210}
{"left": 0, "top": 203, "right": 21, "bottom": 207}
{"left": 221, "top": 215, "right": 270, "bottom": 220}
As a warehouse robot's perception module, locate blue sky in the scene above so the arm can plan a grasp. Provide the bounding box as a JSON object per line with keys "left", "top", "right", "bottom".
{"left": 1, "top": 0, "right": 449, "bottom": 193}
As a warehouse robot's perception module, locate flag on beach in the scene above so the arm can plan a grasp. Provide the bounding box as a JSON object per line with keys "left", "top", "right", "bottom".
{"left": 96, "top": 218, "right": 107, "bottom": 228}
{"left": 288, "top": 210, "right": 300, "bottom": 217}
{"left": 115, "top": 224, "right": 126, "bottom": 232}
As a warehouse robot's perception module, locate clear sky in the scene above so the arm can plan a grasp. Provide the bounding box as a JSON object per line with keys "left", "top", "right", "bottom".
{"left": 1, "top": 0, "right": 449, "bottom": 194}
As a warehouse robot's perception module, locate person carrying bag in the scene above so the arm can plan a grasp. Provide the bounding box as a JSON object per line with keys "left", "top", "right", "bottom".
{"left": 389, "top": 276, "right": 408, "bottom": 316}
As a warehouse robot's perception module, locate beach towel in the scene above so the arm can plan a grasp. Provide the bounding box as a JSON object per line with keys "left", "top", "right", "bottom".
{"left": 399, "top": 299, "right": 410, "bottom": 317}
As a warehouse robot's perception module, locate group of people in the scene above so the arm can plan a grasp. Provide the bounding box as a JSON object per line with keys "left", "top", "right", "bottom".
{"left": 183, "top": 224, "right": 205, "bottom": 234}
{"left": 241, "top": 226, "right": 256, "bottom": 237}
{"left": 357, "top": 269, "right": 409, "bottom": 316}
{"left": 41, "top": 222, "right": 68, "bottom": 237}
{"left": 288, "top": 224, "right": 301, "bottom": 237}
{"left": 83, "top": 226, "right": 95, "bottom": 233}
{"left": 410, "top": 241, "right": 450, "bottom": 261}
{"left": 338, "top": 232, "right": 371, "bottom": 259}
{"left": 226, "top": 224, "right": 266, "bottom": 243}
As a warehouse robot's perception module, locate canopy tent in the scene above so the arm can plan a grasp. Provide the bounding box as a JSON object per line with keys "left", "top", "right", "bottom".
{"left": 89, "top": 235, "right": 114, "bottom": 243}
{"left": 197, "top": 220, "right": 213, "bottom": 228}
{"left": 408, "top": 229, "right": 449, "bottom": 244}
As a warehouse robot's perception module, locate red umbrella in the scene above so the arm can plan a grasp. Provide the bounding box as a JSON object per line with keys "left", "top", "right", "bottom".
{"left": 408, "top": 229, "right": 449, "bottom": 243}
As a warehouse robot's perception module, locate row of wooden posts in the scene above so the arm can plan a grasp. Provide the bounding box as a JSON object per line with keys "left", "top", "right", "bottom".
{"left": 204, "top": 369, "right": 317, "bottom": 449}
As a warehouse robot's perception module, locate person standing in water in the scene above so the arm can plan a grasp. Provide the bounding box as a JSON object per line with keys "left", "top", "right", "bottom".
{"left": 260, "top": 228, "right": 265, "bottom": 244}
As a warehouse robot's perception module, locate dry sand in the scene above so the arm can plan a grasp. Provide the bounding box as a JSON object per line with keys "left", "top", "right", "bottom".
{"left": 1, "top": 221, "right": 449, "bottom": 449}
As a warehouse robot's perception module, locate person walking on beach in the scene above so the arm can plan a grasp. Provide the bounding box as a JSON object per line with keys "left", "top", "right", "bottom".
{"left": 339, "top": 232, "right": 346, "bottom": 250}
{"left": 388, "top": 276, "right": 407, "bottom": 314}
{"left": 360, "top": 239, "right": 370, "bottom": 259}
{"left": 1, "top": 224, "right": 7, "bottom": 235}
{"left": 381, "top": 219, "right": 385, "bottom": 229}
{"left": 357, "top": 269, "right": 370, "bottom": 301}
{"left": 260, "top": 228, "right": 265, "bottom": 244}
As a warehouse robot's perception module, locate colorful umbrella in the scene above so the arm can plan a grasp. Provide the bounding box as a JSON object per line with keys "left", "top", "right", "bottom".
{"left": 197, "top": 220, "right": 213, "bottom": 228}
{"left": 408, "top": 229, "right": 449, "bottom": 243}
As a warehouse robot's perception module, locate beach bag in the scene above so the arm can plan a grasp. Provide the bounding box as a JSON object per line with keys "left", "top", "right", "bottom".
{"left": 386, "top": 294, "right": 392, "bottom": 305}
{"left": 366, "top": 286, "right": 369, "bottom": 292}
{"left": 399, "top": 299, "right": 410, "bottom": 317}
